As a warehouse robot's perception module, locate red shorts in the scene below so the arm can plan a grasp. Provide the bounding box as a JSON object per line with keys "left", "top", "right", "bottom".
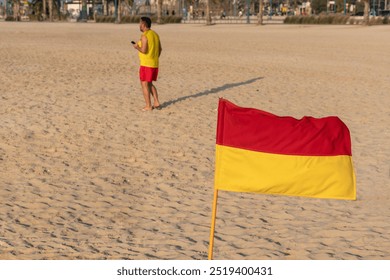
{"left": 139, "top": 66, "right": 159, "bottom": 82}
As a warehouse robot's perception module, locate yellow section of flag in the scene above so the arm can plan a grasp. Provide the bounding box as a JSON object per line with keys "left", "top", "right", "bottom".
{"left": 214, "top": 145, "right": 356, "bottom": 200}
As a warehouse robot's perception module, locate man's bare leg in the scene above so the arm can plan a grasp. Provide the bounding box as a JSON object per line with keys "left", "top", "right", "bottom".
{"left": 150, "top": 83, "right": 160, "bottom": 108}
{"left": 141, "top": 81, "right": 153, "bottom": 111}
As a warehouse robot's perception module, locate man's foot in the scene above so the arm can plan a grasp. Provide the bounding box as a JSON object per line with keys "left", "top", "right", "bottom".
{"left": 141, "top": 107, "right": 153, "bottom": 112}
{"left": 152, "top": 105, "right": 162, "bottom": 110}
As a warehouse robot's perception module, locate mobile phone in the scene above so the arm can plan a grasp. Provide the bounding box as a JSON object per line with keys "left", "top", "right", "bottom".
{"left": 131, "top": 41, "right": 136, "bottom": 45}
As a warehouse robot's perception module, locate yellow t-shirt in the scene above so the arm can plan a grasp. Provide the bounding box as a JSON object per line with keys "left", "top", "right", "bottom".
{"left": 138, "top": 30, "right": 160, "bottom": 68}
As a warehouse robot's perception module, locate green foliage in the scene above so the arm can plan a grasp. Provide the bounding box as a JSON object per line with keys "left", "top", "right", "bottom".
{"left": 369, "top": 17, "right": 384, "bottom": 25}
{"left": 311, "top": 0, "right": 351, "bottom": 14}
{"left": 284, "top": 16, "right": 299, "bottom": 24}
{"left": 318, "top": 14, "right": 335, "bottom": 24}
{"left": 95, "top": 16, "right": 116, "bottom": 23}
{"left": 284, "top": 13, "right": 390, "bottom": 25}
{"left": 302, "top": 16, "right": 317, "bottom": 24}
{"left": 311, "top": 0, "right": 327, "bottom": 14}
{"left": 29, "top": 14, "right": 40, "bottom": 21}
{"left": 284, "top": 14, "right": 351, "bottom": 25}
{"left": 120, "top": 15, "right": 141, "bottom": 23}
{"left": 335, "top": 0, "right": 347, "bottom": 13}
{"left": 5, "top": 16, "right": 16, "bottom": 21}
{"left": 162, "top": 16, "right": 183, "bottom": 24}
{"left": 333, "top": 14, "right": 349, "bottom": 24}
{"left": 355, "top": 2, "right": 365, "bottom": 14}
{"left": 96, "top": 15, "right": 183, "bottom": 24}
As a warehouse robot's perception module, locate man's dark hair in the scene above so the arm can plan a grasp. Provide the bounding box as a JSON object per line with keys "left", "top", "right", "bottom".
{"left": 141, "top": 17, "right": 152, "bottom": 28}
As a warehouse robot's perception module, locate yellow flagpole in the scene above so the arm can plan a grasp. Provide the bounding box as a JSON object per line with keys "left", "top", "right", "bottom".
{"left": 208, "top": 189, "right": 219, "bottom": 260}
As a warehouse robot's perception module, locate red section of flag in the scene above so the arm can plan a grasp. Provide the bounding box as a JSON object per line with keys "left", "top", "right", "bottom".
{"left": 216, "top": 99, "right": 352, "bottom": 156}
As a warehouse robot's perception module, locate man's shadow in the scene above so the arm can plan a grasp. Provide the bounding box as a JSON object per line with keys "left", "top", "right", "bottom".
{"left": 160, "top": 77, "right": 263, "bottom": 108}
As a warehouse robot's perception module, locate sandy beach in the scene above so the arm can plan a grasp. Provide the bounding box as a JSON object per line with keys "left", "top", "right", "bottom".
{"left": 0, "top": 22, "right": 389, "bottom": 260}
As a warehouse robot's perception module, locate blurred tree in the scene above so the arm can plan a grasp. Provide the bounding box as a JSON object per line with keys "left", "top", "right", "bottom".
{"left": 311, "top": 0, "right": 327, "bottom": 14}
{"left": 48, "top": 0, "right": 52, "bottom": 21}
{"left": 257, "top": 0, "right": 263, "bottom": 24}
{"left": 43, "top": 0, "right": 46, "bottom": 19}
{"left": 206, "top": 0, "right": 211, "bottom": 24}
{"left": 157, "top": 0, "right": 162, "bottom": 23}
{"left": 363, "top": 0, "right": 369, "bottom": 24}
{"left": 12, "top": 0, "right": 20, "bottom": 20}
{"left": 81, "top": 0, "right": 86, "bottom": 20}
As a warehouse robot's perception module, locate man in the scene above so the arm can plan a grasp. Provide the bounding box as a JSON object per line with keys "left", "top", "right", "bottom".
{"left": 133, "top": 17, "right": 162, "bottom": 111}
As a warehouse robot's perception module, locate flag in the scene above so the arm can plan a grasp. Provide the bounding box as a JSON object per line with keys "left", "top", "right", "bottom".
{"left": 214, "top": 99, "right": 356, "bottom": 200}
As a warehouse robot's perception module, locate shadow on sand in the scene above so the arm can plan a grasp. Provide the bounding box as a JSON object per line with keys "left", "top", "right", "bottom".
{"left": 161, "top": 77, "right": 264, "bottom": 108}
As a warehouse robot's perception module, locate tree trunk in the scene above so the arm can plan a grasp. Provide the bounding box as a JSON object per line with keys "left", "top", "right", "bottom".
{"left": 13, "top": 0, "right": 20, "bottom": 21}
{"left": 363, "top": 0, "right": 370, "bottom": 25}
{"left": 257, "top": 0, "right": 264, "bottom": 25}
{"left": 92, "top": 0, "right": 95, "bottom": 20}
{"left": 42, "top": 0, "right": 46, "bottom": 20}
{"left": 103, "top": 0, "right": 106, "bottom": 16}
{"left": 294, "top": 0, "right": 297, "bottom": 14}
{"left": 83, "top": 0, "right": 88, "bottom": 21}
{"left": 157, "top": 0, "right": 162, "bottom": 24}
{"left": 117, "top": 0, "right": 121, "bottom": 23}
{"left": 48, "top": 0, "right": 52, "bottom": 21}
{"left": 206, "top": 0, "right": 212, "bottom": 25}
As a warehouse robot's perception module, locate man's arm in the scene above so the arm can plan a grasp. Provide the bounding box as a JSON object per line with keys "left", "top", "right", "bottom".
{"left": 134, "top": 35, "right": 148, "bottom": 54}
{"left": 158, "top": 41, "right": 162, "bottom": 57}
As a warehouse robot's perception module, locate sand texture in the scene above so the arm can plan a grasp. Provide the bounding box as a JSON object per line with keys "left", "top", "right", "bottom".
{"left": 0, "top": 22, "right": 389, "bottom": 259}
